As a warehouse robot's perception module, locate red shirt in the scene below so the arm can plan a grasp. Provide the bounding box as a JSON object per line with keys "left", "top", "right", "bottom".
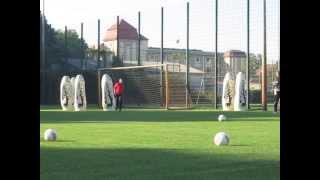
{"left": 113, "top": 82, "right": 124, "bottom": 95}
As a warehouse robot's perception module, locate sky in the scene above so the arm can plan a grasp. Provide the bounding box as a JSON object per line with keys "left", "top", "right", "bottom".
{"left": 40, "top": 0, "right": 279, "bottom": 63}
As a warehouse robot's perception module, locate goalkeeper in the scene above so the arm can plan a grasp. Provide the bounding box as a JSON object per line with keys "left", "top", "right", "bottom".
{"left": 113, "top": 78, "right": 124, "bottom": 112}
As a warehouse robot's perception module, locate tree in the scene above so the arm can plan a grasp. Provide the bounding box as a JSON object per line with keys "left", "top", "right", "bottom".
{"left": 85, "top": 44, "right": 113, "bottom": 69}
{"left": 40, "top": 13, "right": 88, "bottom": 71}
{"left": 55, "top": 29, "right": 88, "bottom": 59}
{"left": 249, "top": 53, "right": 262, "bottom": 74}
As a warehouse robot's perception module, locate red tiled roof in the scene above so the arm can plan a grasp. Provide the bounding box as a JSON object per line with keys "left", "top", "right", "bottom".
{"left": 224, "top": 50, "right": 246, "bottom": 58}
{"left": 103, "top": 19, "right": 148, "bottom": 41}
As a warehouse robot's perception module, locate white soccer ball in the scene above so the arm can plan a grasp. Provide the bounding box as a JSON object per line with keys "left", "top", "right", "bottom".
{"left": 218, "top": 114, "right": 226, "bottom": 122}
{"left": 214, "top": 132, "right": 229, "bottom": 146}
{"left": 44, "top": 129, "right": 57, "bottom": 141}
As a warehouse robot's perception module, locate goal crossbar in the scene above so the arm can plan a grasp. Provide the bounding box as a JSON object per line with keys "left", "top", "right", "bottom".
{"left": 98, "top": 63, "right": 179, "bottom": 71}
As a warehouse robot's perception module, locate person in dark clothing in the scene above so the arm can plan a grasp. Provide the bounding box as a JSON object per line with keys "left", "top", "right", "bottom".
{"left": 273, "top": 71, "right": 280, "bottom": 113}
{"left": 113, "top": 78, "right": 124, "bottom": 112}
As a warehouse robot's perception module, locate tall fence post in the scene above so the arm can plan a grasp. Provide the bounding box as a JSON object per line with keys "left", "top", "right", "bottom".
{"left": 165, "top": 64, "right": 169, "bottom": 110}
{"left": 81, "top": 22, "right": 84, "bottom": 70}
{"left": 97, "top": 19, "right": 101, "bottom": 69}
{"left": 138, "top": 12, "right": 141, "bottom": 66}
{"left": 247, "top": 0, "right": 250, "bottom": 109}
{"left": 186, "top": 2, "right": 190, "bottom": 108}
{"left": 97, "top": 70, "right": 101, "bottom": 108}
{"left": 117, "top": 16, "right": 120, "bottom": 62}
{"left": 41, "top": 1, "right": 45, "bottom": 70}
{"left": 41, "top": 10, "right": 46, "bottom": 104}
{"left": 214, "top": 0, "right": 218, "bottom": 109}
{"left": 160, "top": 7, "right": 164, "bottom": 107}
{"left": 65, "top": 26, "right": 68, "bottom": 68}
{"left": 262, "top": 0, "right": 268, "bottom": 111}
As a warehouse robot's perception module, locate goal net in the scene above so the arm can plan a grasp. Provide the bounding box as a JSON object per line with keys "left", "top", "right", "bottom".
{"left": 98, "top": 64, "right": 190, "bottom": 109}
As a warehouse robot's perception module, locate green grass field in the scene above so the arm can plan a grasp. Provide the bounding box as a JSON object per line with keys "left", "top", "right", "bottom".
{"left": 40, "top": 106, "right": 280, "bottom": 180}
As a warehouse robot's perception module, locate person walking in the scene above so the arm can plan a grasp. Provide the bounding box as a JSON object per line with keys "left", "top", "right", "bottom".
{"left": 273, "top": 71, "right": 280, "bottom": 113}
{"left": 113, "top": 78, "right": 124, "bottom": 112}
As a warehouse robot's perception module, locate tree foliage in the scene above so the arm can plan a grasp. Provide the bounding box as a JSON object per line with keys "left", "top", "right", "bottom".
{"left": 40, "top": 13, "right": 88, "bottom": 70}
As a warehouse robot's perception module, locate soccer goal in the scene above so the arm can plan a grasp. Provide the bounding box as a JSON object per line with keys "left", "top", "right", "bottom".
{"left": 97, "top": 63, "right": 190, "bottom": 109}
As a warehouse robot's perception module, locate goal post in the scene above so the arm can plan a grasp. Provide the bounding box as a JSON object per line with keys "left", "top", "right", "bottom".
{"left": 97, "top": 63, "right": 188, "bottom": 110}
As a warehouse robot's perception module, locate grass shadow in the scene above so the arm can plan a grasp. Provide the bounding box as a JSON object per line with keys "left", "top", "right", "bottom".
{"left": 230, "top": 144, "right": 250, "bottom": 147}
{"left": 40, "top": 139, "right": 76, "bottom": 143}
{"left": 40, "top": 111, "right": 279, "bottom": 124}
{"left": 40, "top": 147, "right": 279, "bottom": 180}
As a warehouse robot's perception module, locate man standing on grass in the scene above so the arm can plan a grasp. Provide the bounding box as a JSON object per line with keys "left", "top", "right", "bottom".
{"left": 273, "top": 71, "right": 280, "bottom": 113}
{"left": 113, "top": 78, "right": 124, "bottom": 112}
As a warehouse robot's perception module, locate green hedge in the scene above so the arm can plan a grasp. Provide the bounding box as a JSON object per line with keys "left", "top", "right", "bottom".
{"left": 250, "top": 90, "right": 274, "bottom": 104}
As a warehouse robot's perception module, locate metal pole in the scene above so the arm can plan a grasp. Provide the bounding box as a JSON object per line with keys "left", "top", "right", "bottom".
{"left": 138, "top": 12, "right": 141, "bottom": 66}
{"left": 65, "top": 26, "right": 68, "bottom": 65}
{"left": 41, "top": 12, "right": 45, "bottom": 70}
{"left": 214, "top": 0, "right": 218, "bottom": 109}
{"left": 97, "top": 70, "right": 101, "bottom": 108}
{"left": 81, "top": 22, "right": 84, "bottom": 70}
{"left": 41, "top": 9, "right": 46, "bottom": 104}
{"left": 161, "top": 7, "right": 164, "bottom": 65}
{"left": 160, "top": 7, "right": 164, "bottom": 107}
{"left": 186, "top": 2, "right": 190, "bottom": 108}
{"left": 97, "top": 19, "right": 101, "bottom": 69}
{"left": 272, "top": 60, "right": 274, "bottom": 81}
{"left": 42, "top": 0, "right": 45, "bottom": 68}
{"left": 247, "top": 0, "right": 250, "bottom": 109}
{"left": 160, "top": 7, "right": 163, "bottom": 64}
{"left": 41, "top": 0, "right": 46, "bottom": 104}
{"left": 202, "top": 56, "right": 205, "bottom": 95}
{"left": 278, "top": 0, "right": 280, "bottom": 73}
{"left": 42, "top": 0, "right": 46, "bottom": 70}
{"left": 165, "top": 64, "right": 169, "bottom": 109}
{"left": 117, "top": 16, "right": 120, "bottom": 61}
{"left": 262, "top": 0, "right": 267, "bottom": 111}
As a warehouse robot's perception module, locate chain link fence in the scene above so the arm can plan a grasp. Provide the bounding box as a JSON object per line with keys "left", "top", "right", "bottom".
{"left": 40, "top": 0, "right": 279, "bottom": 109}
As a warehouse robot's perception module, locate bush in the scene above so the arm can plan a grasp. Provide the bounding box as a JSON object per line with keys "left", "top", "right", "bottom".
{"left": 250, "top": 90, "right": 273, "bottom": 104}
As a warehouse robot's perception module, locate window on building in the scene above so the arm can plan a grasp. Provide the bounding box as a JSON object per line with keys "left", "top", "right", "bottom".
{"left": 207, "top": 58, "right": 210, "bottom": 62}
{"left": 196, "top": 58, "right": 200, "bottom": 62}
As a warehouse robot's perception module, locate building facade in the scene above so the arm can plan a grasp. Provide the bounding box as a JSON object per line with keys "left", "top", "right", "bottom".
{"left": 102, "top": 19, "right": 246, "bottom": 84}
{"left": 103, "top": 19, "right": 148, "bottom": 64}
